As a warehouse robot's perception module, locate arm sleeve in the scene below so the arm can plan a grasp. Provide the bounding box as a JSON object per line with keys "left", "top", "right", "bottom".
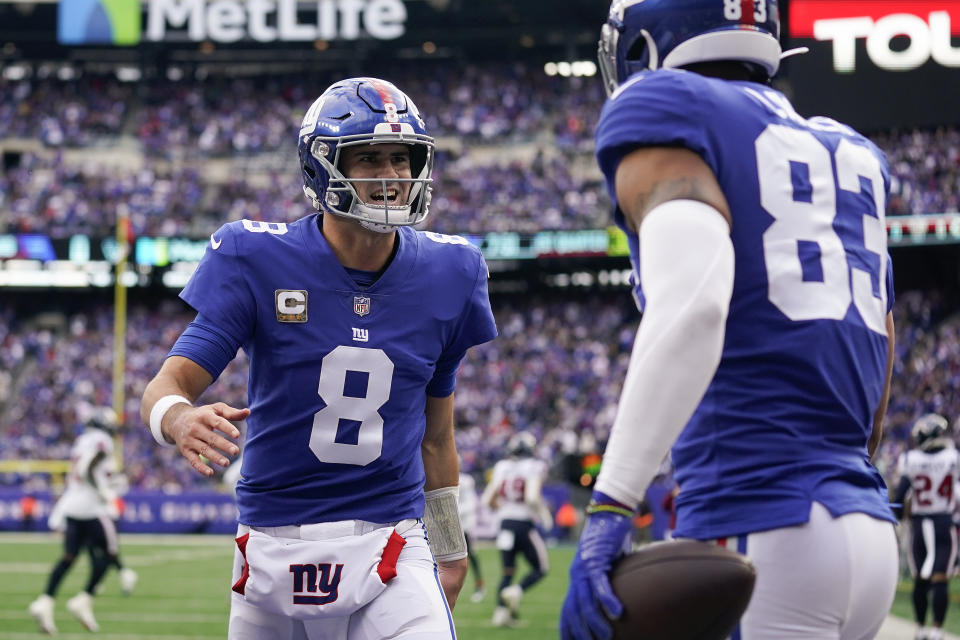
{"left": 426, "top": 252, "right": 498, "bottom": 397}
{"left": 167, "top": 313, "right": 242, "bottom": 380}
{"left": 594, "top": 200, "right": 734, "bottom": 508}
{"left": 178, "top": 224, "right": 256, "bottom": 348}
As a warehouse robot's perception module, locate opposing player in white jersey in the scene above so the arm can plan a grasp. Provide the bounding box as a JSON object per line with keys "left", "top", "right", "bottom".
{"left": 480, "top": 432, "right": 551, "bottom": 627}
{"left": 892, "top": 414, "right": 960, "bottom": 640}
{"left": 457, "top": 468, "right": 486, "bottom": 603}
{"left": 140, "top": 77, "right": 497, "bottom": 640}
{"left": 29, "top": 408, "right": 137, "bottom": 634}
{"left": 561, "top": 2, "right": 899, "bottom": 639}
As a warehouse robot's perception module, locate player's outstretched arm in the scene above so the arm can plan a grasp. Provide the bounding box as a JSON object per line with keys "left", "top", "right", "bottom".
{"left": 563, "top": 147, "right": 734, "bottom": 640}
{"left": 421, "top": 393, "right": 468, "bottom": 610}
{"left": 140, "top": 355, "right": 247, "bottom": 477}
{"left": 595, "top": 145, "right": 733, "bottom": 511}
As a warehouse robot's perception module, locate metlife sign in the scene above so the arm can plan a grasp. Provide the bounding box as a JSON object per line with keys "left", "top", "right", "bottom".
{"left": 787, "top": 0, "right": 960, "bottom": 130}
{"left": 58, "top": 0, "right": 407, "bottom": 45}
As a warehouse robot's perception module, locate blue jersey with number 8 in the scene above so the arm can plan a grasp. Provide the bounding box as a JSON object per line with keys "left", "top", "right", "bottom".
{"left": 174, "top": 215, "right": 497, "bottom": 527}
{"left": 596, "top": 69, "right": 896, "bottom": 539}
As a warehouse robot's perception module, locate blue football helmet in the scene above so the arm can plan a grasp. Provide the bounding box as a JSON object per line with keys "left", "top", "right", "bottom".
{"left": 298, "top": 77, "right": 435, "bottom": 232}
{"left": 598, "top": 0, "right": 782, "bottom": 96}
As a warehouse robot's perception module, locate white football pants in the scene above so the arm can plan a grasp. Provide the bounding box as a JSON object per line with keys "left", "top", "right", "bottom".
{"left": 721, "top": 501, "right": 898, "bottom": 640}
{"left": 228, "top": 519, "right": 455, "bottom": 640}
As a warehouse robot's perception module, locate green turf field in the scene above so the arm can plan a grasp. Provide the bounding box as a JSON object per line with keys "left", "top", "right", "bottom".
{"left": 0, "top": 532, "right": 954, "bottom": 638}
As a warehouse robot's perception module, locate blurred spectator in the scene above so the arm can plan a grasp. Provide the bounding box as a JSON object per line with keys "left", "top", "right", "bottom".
{"left": 3, "top": 66, "right": 958, "bottom": 238}
{"left": 1, "top": 290, "right": 958, "bottom": 495}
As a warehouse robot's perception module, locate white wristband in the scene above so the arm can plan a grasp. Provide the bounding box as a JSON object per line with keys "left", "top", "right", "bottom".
{"left": 149, "top": 395, "right": 192, "bottom": 448}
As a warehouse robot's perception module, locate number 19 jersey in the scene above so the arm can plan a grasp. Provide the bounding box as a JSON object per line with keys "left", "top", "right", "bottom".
{"left": 175, "top": 215, "right": 497, "bottom": 527}
{"left": 595, "top": 69, "right": 896, "bottom": 539}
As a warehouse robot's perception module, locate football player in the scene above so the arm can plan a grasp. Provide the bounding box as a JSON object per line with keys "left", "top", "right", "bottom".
{"left": 480, "top": 432, "right": 552, "bottom": 627}
{"left": 140, "top": 77, "right": 497, "bottom": 640}
{"left": 458, "top": 465, "right": 486, "bottom": 603}
{"left": 29, "top": 408, "right": 137, "bottom": 635}
{"left": 892, "top": 414, "right": 960, "bottom": 640}
{"left": 561, "top": 2, "right": 899, "bottom": 639}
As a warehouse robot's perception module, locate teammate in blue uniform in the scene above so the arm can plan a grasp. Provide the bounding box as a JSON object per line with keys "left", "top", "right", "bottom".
{"left": 561, "top": 2, "right": 898, "bottom": 639}
{"left": 141, "top": 77, "right": 497, "bottom": 640}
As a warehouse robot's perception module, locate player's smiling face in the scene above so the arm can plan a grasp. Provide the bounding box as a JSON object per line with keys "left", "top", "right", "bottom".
{"left": 339, "top": 143, "right": 412, "bottom": 207}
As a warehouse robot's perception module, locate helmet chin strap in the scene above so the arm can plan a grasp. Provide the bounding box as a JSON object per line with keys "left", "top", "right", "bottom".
{"left": 358, "top": 219, "right": 398, "bottom": 234}
{"left": 354, "top": 202, "right": 413, "bottom": 233}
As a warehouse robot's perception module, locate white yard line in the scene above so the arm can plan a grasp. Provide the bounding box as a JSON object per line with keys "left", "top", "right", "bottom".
{"left": 0, "top": 547, "right": 231, "bottom": 574}
{"left": 1, "top": 610, "right": 225, "bottom": 624}
{"left": 0, "top": 532, "right": 234, "bottom": 546}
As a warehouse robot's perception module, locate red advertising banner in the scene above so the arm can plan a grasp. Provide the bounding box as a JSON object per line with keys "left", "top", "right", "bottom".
{"left": 790, "top": 1, "right": 960, "bottom": 38}
{"left": 784, "top": 0, "right": 960, "bottom": 130}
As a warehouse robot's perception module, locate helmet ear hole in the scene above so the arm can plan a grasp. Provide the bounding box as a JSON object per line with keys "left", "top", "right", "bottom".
{"left": 303, "top": 164, "right": 317, "bottom": 179}
{"left": 625, "top": 36, "right": 646, "bottom": 62}
{"left": 409, "top": 145, "right": 429, "bottom": 178}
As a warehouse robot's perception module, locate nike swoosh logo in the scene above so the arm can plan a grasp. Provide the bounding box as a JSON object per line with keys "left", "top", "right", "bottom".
{"left": 210, "top": 234, "right": 222, "bottom": 250}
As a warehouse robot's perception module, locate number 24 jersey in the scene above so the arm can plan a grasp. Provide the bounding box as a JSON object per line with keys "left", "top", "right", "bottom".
{"left": 595, "top": 69, "right": 896, "bottom": 539}
{"left": 896, "top": 447, "right": 960, "bottom": 517}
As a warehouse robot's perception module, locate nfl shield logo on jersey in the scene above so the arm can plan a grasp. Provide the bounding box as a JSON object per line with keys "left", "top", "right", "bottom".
{"left": 354, "top": 296, "right": 371, "bottom": 317}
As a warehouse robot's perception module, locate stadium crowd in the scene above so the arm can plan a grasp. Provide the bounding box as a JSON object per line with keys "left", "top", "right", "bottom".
{"left": 0, "top": 148, "right": 608, "bottom": 237}
{"left": 2, "top": 63, "right": 959, "bottom": 520}
{"left": 1, "top": 290, "right": 957, "bottom": 497}
{"left": 875, "top": 127, "right": 960, "bottom": 217}
{"left": 2, "top": 66, "right": 959, "bottom": 239}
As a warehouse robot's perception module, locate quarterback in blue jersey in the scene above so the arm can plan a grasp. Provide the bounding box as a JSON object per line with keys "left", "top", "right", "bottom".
{"left": 141, "top": 77, "right": 497, "bottom": 640}
{"left": 561, "top": 2, "right": 898, "bottom": 639}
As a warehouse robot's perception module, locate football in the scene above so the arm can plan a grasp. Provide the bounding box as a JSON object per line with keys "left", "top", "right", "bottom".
{"left": 608, "top": 540, "right": 756, "bottom": 640}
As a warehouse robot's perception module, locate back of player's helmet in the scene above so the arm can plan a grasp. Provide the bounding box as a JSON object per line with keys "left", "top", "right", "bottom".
{"left": 598, "top": 0, "right": 782, "bottom": 96}
{"left": 86, "top": 406, "right": 118, "bottom": 434}
{"left": 912, "top": 413, "right": 952, "bottom": 451}
{"left": 298, "top": 77, "right": 435, "bottom": 232}
{"left": 507, "top": 431, "right": 537, "bottom": 458}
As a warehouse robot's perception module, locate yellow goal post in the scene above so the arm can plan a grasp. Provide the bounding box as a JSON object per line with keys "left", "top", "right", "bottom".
{"left": 0, "top": 459, "right": 71, "bottom": 489}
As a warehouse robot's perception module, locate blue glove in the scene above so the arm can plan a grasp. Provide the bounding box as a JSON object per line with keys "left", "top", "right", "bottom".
{"left": 560, "top": 492, "right": 635, "bottom": 640}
